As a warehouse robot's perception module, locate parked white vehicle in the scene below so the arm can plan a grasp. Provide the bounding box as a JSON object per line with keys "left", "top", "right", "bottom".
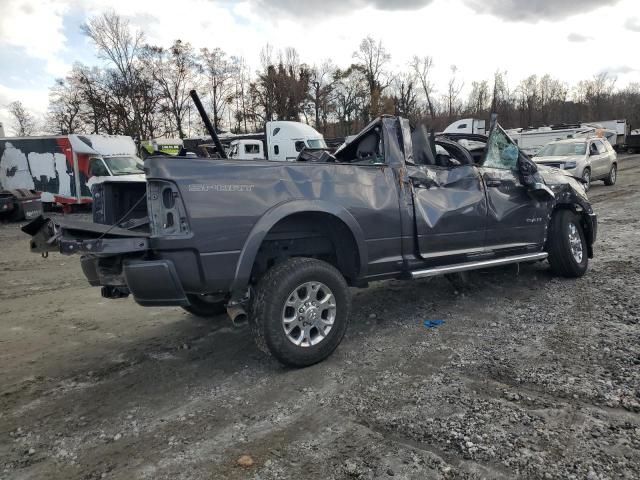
{"left": 532, "top": 136, "right": 618, "bottom": 190}
{"left": 226, "top": 121, "right": 327, "bottom": 161}
{"left": 443, "top": 118, "right": 486, "bottom": 135}
{"left": 227, "top": 139, "right": 264, "bottom": 160}
{"left": 590, "top": 119, "right": 629, "bottom": 150}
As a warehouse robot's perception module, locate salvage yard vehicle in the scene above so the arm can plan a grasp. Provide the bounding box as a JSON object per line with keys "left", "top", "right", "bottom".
{"left": 0, "top": 188, "right": 42, "bottom": 221}
{"left": 139, "top": 138, "right": 183, "bottom": 158}
{"left": 225, "top": 121, "right": 327, "bottom": 161}
{"left": 533, "top": 136, "right": 617, "bottom": 190}
{"left": 0, "top": 134, "right": 143, "bottom": 209}
{"left": 24, "top": 93, "right": 598, "bottom": 367}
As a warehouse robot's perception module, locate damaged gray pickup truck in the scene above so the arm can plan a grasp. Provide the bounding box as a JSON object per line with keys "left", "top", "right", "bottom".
{"left": 25, "top": 114, "right": 597, "bottom": 367}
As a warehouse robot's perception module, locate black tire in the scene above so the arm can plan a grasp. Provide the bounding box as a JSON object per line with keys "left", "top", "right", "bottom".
{"left": 603, "top": 164, "right": 617, "bottom": 186}
{"left": 581, "top": 168, "right": 591, "bottom": 191}
{"left": 182, "top": 294, "right": 227, "bottom": 317}
{"left": 249, "top": 257, "right": 351, "bottom": 367}
{"left": 547, "top": 210, "right": 588, "bottom": 278}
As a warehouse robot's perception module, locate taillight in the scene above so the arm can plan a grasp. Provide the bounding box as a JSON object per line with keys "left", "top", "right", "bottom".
{"left": 147, "top": 180, "right": 190, "bottom": 236}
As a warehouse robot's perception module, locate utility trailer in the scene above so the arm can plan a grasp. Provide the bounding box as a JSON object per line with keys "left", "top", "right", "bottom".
{"left": 626, "top": 131, "right": 640, "bottom": 154}
{"left": 0, "top": 188, "right": 42, "bottom": 221}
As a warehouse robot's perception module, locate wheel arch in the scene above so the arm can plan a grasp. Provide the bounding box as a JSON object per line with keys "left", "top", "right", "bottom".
{"left": 230, "top": 200, "right": 368, "bottom": 293}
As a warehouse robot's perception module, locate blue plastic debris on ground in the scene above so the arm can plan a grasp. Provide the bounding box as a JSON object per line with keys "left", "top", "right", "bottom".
{"left": 423, "top": 319, "right": 445, "bottom": 328}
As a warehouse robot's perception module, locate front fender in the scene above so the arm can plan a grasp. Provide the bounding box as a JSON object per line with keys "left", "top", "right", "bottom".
{"left": 229, "top": 200, "right": 368, "bottom": 293}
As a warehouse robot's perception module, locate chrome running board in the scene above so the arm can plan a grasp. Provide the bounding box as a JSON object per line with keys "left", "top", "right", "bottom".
{"left": 410, "top": 252, "right": 548, "bottom": 279}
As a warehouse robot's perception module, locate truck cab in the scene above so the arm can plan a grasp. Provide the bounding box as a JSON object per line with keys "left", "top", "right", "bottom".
{"left": 227, "top": 139, "right": 264, "bottom": 160}
{"left": 443, "top": 118, "right": 486, "bottom": 136}
{"left": 265, "top": 121, "right": 327, "bottom": 161}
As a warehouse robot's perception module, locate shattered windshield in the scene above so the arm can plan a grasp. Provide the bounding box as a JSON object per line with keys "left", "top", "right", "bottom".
{"left": 103, "top": 156, "right": 144, "bottom": 175}
{"left": 537, "top": 142, "right": 586, "bottom": 157}
{"left": 307, "top": 139, "right": 327, "bottom": 149}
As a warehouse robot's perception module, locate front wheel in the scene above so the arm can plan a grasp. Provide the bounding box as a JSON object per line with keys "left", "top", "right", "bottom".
{"left": 182, "top": 294, "right": 227, "bottom": 318}
{"left": 250, "top": 257, "right": 351, "bottom": 367}
{"left": 547, "top": 210, "right": 588, "bottom": 278}
{"left": 581, "top": 168, "right": 591, "bottom": 191}
{"left": 603, "top": 164, "right": 617, "bottom": 186}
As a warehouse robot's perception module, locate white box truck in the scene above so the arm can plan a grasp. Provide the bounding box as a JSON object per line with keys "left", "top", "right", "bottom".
{"left": 0, "top": 134, "right": 144, "bottom": 208}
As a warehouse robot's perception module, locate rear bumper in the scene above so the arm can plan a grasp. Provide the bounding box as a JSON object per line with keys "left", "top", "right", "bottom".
{"left": 81, "top": 256, "right": 189, "bottom": 307}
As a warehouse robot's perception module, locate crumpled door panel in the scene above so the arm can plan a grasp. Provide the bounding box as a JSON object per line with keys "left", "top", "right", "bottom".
{"left": 411, "top": 165, "right": 487, "bottom": 258}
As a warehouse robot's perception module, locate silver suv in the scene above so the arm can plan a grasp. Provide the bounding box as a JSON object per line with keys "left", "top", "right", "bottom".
{"left": 533, "top": 137, "right": 617, "bottom": 190}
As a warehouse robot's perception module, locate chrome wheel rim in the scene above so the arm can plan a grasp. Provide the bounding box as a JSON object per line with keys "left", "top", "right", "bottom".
{"left": 610, "top": 166, "right": 616, "bottom": 183}
{"left": 282, "top": 281, "right": 336, "bottom": 347}
{"left": 582, "top": 170, "right": 591, "bottom": 190}
{"left": 568, "top": 223, "right": 583, "bottom": 264}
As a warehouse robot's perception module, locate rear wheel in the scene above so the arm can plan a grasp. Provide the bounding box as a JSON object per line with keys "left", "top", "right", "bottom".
{"left": 250, "top": 257, "right": 351, "bottom": 367}
{"left": 603, "top": 164, "right": 617, "bottom": 186}
{"left": 182, "top": 294, "right": 227, "bottom": 318}
{"left": 547, "top": 210, "right": 588, "bottom": 278}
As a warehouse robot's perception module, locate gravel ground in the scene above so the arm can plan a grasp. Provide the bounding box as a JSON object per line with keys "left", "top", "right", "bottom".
{"left": 1, "top": 156, "right": 639, "bottom": 480}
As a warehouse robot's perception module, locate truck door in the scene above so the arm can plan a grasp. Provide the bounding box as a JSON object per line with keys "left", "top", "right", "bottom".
{"left": 478, "top": 124, "right": 549, "bottom": 254}
{"left": 407, "top": 136, "right": 487, "bottom": 264}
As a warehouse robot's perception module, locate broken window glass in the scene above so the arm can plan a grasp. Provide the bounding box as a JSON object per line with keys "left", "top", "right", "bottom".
{"left": 483, "top": 125, "right": 519, "bottom": 170}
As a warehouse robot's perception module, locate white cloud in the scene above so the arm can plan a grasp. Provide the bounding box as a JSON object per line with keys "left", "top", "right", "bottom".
{"left": 0, "top": 0, "right": 70, "bottom": 75}
{"left": 0, "top": 83, "right": 49, "bottom": 135}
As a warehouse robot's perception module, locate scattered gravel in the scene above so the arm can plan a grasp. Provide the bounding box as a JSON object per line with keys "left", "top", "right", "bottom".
{"left": 1, "top": 160, "right": 639, "bottom": 479}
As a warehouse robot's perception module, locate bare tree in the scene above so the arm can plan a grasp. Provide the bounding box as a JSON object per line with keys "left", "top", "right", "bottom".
{"left": 252, "top": 46, "right": 310, "bottom": 123}
{"left": 200, "top": 47, "right": 238, "bottom": 130}
{"left": 445, "top": 65, "right": 464, "bottom": 119}
{"left": 82, "top": 11, "right": 151, "bottom": 139}
{"left": 467, "top": 80, "right": 490, "bottom": 115}
{"left": 516, "top": 75, "right": 539, "bottom": 126}
{"left": 8, "top": 101, "right": 36, "bottom": 136}
{"left": 231, "top": 56, "right": 251, "bottom": 132}
{"left": 47, "top": 78, "right": 84, "bottom": 134}
{"left": 353, "top": 36, "right": 391, "bottom": 120}
{"left": 392, "top": 72, "right": 418, "bottom": 120}
{"left": 410, "top": 55, "right": 436, "bottom": 121}
{"left": 145, "top": 40, "right": 199, "bottom": 138}
{"left": 333, "top": 66, "right": 368, "bottom": 135}
{"left": 307, "top": 61, "right": 336, "bottom": 132}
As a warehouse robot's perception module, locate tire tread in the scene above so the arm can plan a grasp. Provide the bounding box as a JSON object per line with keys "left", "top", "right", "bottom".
{"left": 250, "top": 257, "right": 351, "bottom": 367}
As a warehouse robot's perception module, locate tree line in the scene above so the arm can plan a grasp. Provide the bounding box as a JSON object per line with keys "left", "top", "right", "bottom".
{"left": 8, "top": 11, "right": 640, "bottom": 139}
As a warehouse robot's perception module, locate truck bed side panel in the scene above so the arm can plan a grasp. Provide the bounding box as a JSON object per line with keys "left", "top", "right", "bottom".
{"left": 145, "top": 157, "right": 403, "bottom": 291}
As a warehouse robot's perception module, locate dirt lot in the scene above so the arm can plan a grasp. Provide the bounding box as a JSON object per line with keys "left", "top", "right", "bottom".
{"left": 1, "top": 157, "right": 639, "bottom": 480}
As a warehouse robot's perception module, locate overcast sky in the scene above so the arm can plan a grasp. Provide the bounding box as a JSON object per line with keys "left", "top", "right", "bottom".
{"left": 0, "top": 0, "right": 639, "bottom": 132}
